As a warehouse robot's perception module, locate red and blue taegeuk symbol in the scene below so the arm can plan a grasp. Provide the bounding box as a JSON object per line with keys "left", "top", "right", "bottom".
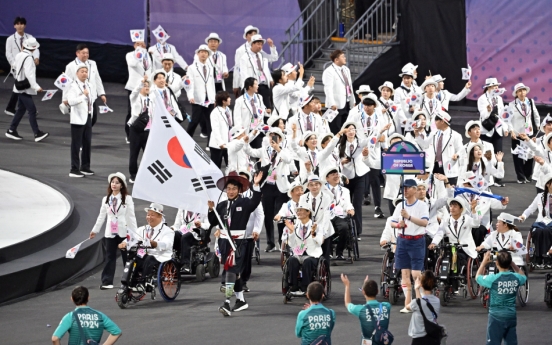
{"left": 411, "top": 95, "right": 417, "bottom": 101}
{"left": 515, "top": 241, "right": 523, "bottom": 248}
{"left": 60, "top": 77, "right": 67, "bottom": 84}
{"left": 158, "top": 31, "right": 165, "bottom": 37}
{"left": 167, "top": 136, "right": 192, "bottom": 168}
{"left": 184, "top": 79, "right": 191, "bottom": 85}
{"left": 370, "top": 137, "right": 377, "bottom": 145}
{"left": 134, "top": 32, "right": 140, "bottom": 38}
{"left": 391, "top": 105, "right": 397, "bottom": 112}
{"left": 502, "top": 112, "right": 510, "bottom": 119}
{"left": 135, "top": 52, "right": 143, "bottom": 59}
{"left": 477, "top": 180, "right": 485, "bottom": 188}
{"left": 329, "top": 203, "right": 335, "bottom": 211}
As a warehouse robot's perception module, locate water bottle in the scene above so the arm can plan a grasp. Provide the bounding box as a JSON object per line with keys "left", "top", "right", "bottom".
{"left": 339, "top": 22, "right": 345, "bottom": 37}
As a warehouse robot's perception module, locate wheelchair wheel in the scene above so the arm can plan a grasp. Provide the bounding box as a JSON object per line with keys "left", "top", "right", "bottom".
{"left": 207, "top": 255, "right": 220, "bottom": 278}
{"left": 116, "top": 288, "right": 131, "bottom": 309}
{"left": 349, "top": 217, "right": 360, "bottom": 260}
{"left": 517, "top": 266, "right": 529, "bottom": 307}
{"left": 380, "top": 251, "right": 389, "bottom": 293}
{"left": 255, "top": 246, "right": 261, "bottom": 265}
{"left": 196, "top": 264, "right": 206, "bottom": 282}
{"left": 281, "top": 262, "right": 290, "bottom": 296}
{"left": 526, "top": 230, "right": 535, "bottom": 272}
{"left": 389, "top": 286, "right": 399, "bottom": 305}
{"left": 466, "top": 257, "right": 479, "bottom": 299}
{"left": 316, "top": 258, "right": 331, "bottom": 299}
{"left": 157, "top": 260, "right": 181, "bottom": 302}
{"left": 280, "top": 243, "right": 288, "bottom": 271}
{"left": 545, "top": 274, "right": 552, "bottom": 308}
{"left": 438, "top": 285, "right": 450, "bottom": 306}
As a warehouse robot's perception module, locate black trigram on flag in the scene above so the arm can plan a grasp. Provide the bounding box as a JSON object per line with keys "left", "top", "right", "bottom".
{"left": 160, "top": 115, "right": 171, "bottom": 128}
{"left": 194, "top": 143, "right": 211, "bottom": 164}
{"left": 191, "top": 176, "right": 216, "bottom": 192}
{"left": 148, "top": 160, "right": 173, "bottom": 184}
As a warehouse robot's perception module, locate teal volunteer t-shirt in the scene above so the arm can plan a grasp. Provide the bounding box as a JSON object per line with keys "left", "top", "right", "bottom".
{"left": 476, "top": 271, "right": 527, "bottom": 321}
{"left": 295, "top": 303, "right": 336, "bottom": 345}
{"left": 53, "top": 306, "right": 121, "bottom": 345}
{"left": 347, "top": 300, "right": 391, "bottom": 340}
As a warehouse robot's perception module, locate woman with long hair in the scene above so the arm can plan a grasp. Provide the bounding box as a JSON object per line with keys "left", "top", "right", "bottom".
{"left": 90, "top": 172, "right": 137, "bottom": 290}
{"left": 460, "top": 142, "right": 504, "bottom": 189}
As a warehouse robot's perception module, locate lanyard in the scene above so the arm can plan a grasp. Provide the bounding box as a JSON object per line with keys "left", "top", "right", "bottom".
{"left": 247, "top": 49, "right": 264, "bottom": 78}
{"left": 305, "top": 193, "right": 323, "bottom": 219}
{"left": 294, "top": 221, "right": 312, "bottom": 241}
{"left": 447, "top": 216, "right": 465, "bottom": 242}
{"left": 109, "top": 197, "right": 122, "bottom": 216}
{"left": 331, "top": 64, "right": 348, "bottom": 87}
{"left": 14, "top": 33, "right": 28, "bottom": 52}
{"left": 145, "top": 225, "right": 162, "bottom": 240}
{"left": 156, "top": 43, "right": 170, "bottom": 57}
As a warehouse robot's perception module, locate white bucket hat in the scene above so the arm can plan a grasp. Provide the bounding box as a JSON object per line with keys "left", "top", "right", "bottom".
{"left": 267, "top": 114, "right": 284, "bottom": 127}
{"left": 465, "top": 120, "right": 481, "bottom": 138}
{"left": 238, "top": 169, "right": 251, "bottom": 181}
{"left": 361, "top": 92, "right": 378, "bottom": 103}
{"left": 402, "top": 62, "right": 418, "bottom": 71}
{"left": 413, "top": 109, "right": 429, "bottom": 120}
{"left": 144, "top": 202, "right": 164, "bottom": 215}
{"left": 432, "top": 74, "right": 446, "bottom": 82}
{"left": 108, "top": 172, "right": 127, "bottom": 187}
{"left": 151, "top": 69, "right": 167, "bottom": 83}
{"left": 399, "top": 68, "right": 415, "bottom": 77}
{"left": 59, "top": 103, "right": 70, "bottom": 115}
{"left": 545, "top": 132, "right": 552, "bottom": 152}
{"left": 303, "top": 175, "right": 323, "bottom": 190}
{"left": 341, "top": 120, "right": 360, "bottom": 130}
{"left": 420, "top": 79, "right": 438, "bottom": 90}
{"left": 387, "top": 133, "right": 405, "bottom": 145}
{"left": 512, "top": 82, "right": 530, "bottom": 97}
{"left": 23, "top": 37, "right": 40, "bottom": 50}
{"left": 243, "top": 25, "right": 260, "bottom": 39}
{"left": 195, "top": 44, "right": 213, "bottom": 57}
{"left": 435, "top": 110, "right": 451, "bottom": 125}
{"left": 497, "top": 212, "right": 516, "bottom": 225}
{"left": 281, "top": 62, "right": 297, "bottom": 75}
{"left": 378, "top": 81, "right": 394, "bottom": 94}
{"left": 540, "top": 114, "right": 552, "bottom": 131}
{"left": 205, "top": 32, "right": 222, "bottom": 44}
{"left": 467, "top": 142, "right": 484, "bottom": 155}
{"left": 287, "top": 179, "right": 304, "bottom": 199}
{"left": 320, "top": 166, "right": 339, "bottom": 180}
{"left": 355, "top": 85, "right": 374, "bottom": 95}
{"left": 296, "top": 199, "right": 313, "bottom": 213}
{"left": 161, "top": 53, "right": 174, "bottom": 62}
{"left": 299, "top": 91, "right": 314, "bottom": 108}
{"left": 250, "top": 34, "right": 266, "bottom": 44}
{"left": 317, "top": 132, "right": 334, "bottom": 150}
{"left": 230, "top": 126, "right": 246, "bottom": 140}
{"left": 268, "top": 127, "right": 285, "bottom": 141}
{"left": 448, "top": 197, "right": 469, "bottom": 215}
{"left": 482, "top": 77, "right": 501, "bottom": 90}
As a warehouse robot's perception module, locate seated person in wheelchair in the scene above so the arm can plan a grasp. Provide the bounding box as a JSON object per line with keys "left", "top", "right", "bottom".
{"left": 172, "top": 209, "right": 210, "bottom": 269}
{"left": 284, "top": 200, "right": 323, "bottom": 296}
{"left": 477, "top": 212, "right": 526, "bottom": 267}
{"left": 322, "top": 166, "right": 354, "bottom": 260}
{"left": 429, "top": 197, "right": 479, "bottom": 291}
{"left": 380, "top": 198, "right": 403, "bottom": 252}
{"left": 519, "top": 172, "right": 552, "bottom": 268}
{"left": 275, "top": 179, "right": 303, "bottom": 249}
{"left": 118, "top": 203, "right": 174, "bottom": 288}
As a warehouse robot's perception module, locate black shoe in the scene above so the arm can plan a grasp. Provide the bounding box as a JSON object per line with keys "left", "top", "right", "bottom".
{"left": 336, "top": 255, "right": 345, "bottom": 260}
{"left": 80, "top": 169, "right": 95, "bottom": 176}
{"left": 494, "top": 182, "right": 505, "bottom": 187}
{"left": 242, "top": 284, "right": 250, "bottom": 292}
{"left": 219, "top": 301, "right": 232, "bottom": 316}
{"left": 69, "top": 170, "right": 85, "bottom": 178}
{"left": 129, "top": 176, "right": 136, "bottom": 184}
{"left": 34, "top": 130, "right": 49, "bottom": 142}
{"left": 6, "top": 129, "right": 23, "bottom": 140}
{"left": 363, "top": 195, "right": 371, "bottom": 205}
{"left": 265, "top": 244, "right": 275, "bottom": 252}
{"left": 375, "top": 206, "right": 385, "bottom": 218}
{"left": 232, "top": 299, "right": 249, "bottom": 312}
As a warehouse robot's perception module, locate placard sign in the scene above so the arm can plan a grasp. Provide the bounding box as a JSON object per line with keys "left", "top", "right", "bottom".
{"left": 381, "top": 140, "right": 425, "bottom": 175}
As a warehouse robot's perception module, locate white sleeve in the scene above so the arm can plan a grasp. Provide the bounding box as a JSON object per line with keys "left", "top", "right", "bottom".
{"left": 172, "top": 47, "right": 188, "bottom": 69}
{"left": 253, "top": 205, "right": 265, "bottom": 234}
{"left": 322, "top": 69, "right": 336, "bottom": 108}
{"left": 448, "top": 88, "right": 470, "bottom": 102}
{"left": 522, "top": 194, "right": 541, "bottom": 219}
{"left": 91, "top": 198, "right": 108, "bottom": 234}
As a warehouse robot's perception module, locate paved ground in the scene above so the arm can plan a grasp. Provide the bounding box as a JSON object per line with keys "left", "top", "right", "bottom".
{"left": 0, "top": 78, "right": 551, "bottom": 344}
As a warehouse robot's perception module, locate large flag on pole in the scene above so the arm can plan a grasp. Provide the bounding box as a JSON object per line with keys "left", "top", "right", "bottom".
{"left": 132, "top": 92, "right": 223, "bottom": 214}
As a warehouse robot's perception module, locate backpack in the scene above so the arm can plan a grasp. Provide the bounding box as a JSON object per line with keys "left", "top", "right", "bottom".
{"left": 367, "top": 303, "right": 394, "bottom": 345}
{"left": 416, "top": 298, "right": 447, "bottom": 342}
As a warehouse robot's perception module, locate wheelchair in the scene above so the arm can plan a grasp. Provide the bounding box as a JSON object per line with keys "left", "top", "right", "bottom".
{"left": 525, "top": 225, "right": 552, "bottom": 271}
{"left": 115, "top": 241, "right": 182, "bottom": 309}
{"left": 330, "top": 215, "right": 359, "bottom": 264}
{"left": 433, "top": 240, "right": 479, "bottom": 306}
{"left": 281, "top": 254, "right": 331, "bottom": 304}
{"left": 545, "top": 273, "right": 552, "bottom": 308}
{"left": 478, "top": 248, "right": 529, "bottom": 308}
{"left": 172, "top": 229, "right": 220, "bottom": 282}
{"left": 380, "top": 242, "right": 403, "bottom": 305}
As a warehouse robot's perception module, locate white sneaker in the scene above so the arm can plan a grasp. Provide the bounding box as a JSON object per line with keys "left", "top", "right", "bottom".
{"left": 200, "top": 133, "right": 208, "bottom": 138}
{"left": 205, "top": 147, "right": 210, "bottom": 152}
{"left": 400, "top": 307, "right": 412, "bottom": 313}
{"left": 4, "top": 110, "right": 15, "bottom": 116}
{"left": 125, "top": 137, "right": 130, "bottom": 144}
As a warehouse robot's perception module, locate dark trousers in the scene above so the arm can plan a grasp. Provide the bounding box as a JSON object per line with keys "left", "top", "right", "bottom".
{"left": 364, "top": 168, "right": 382, "bottom": 207}
{"left": 128, "top": 127, "right": 149, "bottom": 177}
{"left": 215, "top": 83, "right": 224, "bottom": 93}
{"left": 486, "top": 315, "right": 518, "bottom": 345}
{"left": 388, "top": 199, "right": 396, "bottom": 216}
{"left": 180, "top": 232, "right": 198, "bottom": 265}
{"left": 288, "top": 255, "right": 318, "bottom": 290}
{"left": 331, "top": 217, "right": 349, "bottom": 256}
{"left": 125, "top": 90, "right": 132, "bottom": 137}
{"left": 134, "top": 254, "right": 161, "bottom": 280}
{"left": 9, "top": 93, "right": 39, "bottom": 134}
{"left": 210, "top": 147, "right": 228, "bottom": 169}
{"left": 346, "top": 175, "right": 366, "bottom": 234}
{"left": 411, "top": 335, "right": 440, "bottom": 345}
{"left": 321, "top": 238, "right": 332, "bottom": 263}
{"left": 329, "top": 105, "right": 350, "bottom": 134}
{"left": 472, "top": 225, "right": 488, "bottom": 247}
{"left": 277, "top": 223, "right": 285, "bottom": 246}
{"left": 5, "top": 92, "right": 19, "bottom": 112}
{"left": 70, "top": 114, "right": 92, "bottom": 171}
{"left": 481, "top": 132, "right": 503, "bottom": 182}
{"left": 101, "top": 235, "right": 127, "bottom": 285}
{"left": 261, "top": 183, "right": 289, "bottom": 247}
{"left": 257, "top": 84, "right": 272, "bottom": 109}
{"left": 511, "top": 139, "right": 534, "bottom": 181}
{"left": 187, "top": 104, "right": 213, "bottom": 138}
{"left": 250, "top": 132, "right": 264, "bottom": 149}
{"left": 242, "top": 238, "right": 255, "bottom": 282}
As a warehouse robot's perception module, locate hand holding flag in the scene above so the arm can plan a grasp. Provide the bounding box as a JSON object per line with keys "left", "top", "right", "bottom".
{"left": 66, "top": 238, "right": 90, "bottom": 259}
{"left": 41, "top": 90, "right": 58, "bottom": 101}
{"left": 461, "top": 65, "right": 472, "bottom": 80}
{"left": 152, "top": 25, "right": 170, "bottom": 43}
{"left": 130, "top": 29, "right": 145, "bottom": 42}
{"left": 99, "top": 105, "right": 113, "bottom": 113}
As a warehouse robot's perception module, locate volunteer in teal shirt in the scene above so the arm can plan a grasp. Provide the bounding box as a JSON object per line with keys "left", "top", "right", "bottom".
{"left": 341, "top": 273, "right": 391, "bottom": 344}
{"left": 52, "top": 286, "right": 121, "bottom": 345}
{"left": 476, "top": 249, "right": 526, "bottom": 345}
{"left": 295, "top": 282, "right": 335, "bottom": 345}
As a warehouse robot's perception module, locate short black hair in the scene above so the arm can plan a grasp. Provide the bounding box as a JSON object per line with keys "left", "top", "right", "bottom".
{"left": 271, "top": 118, "right": 285, "bottom": 128}
{"left": 362, "top": 98, "right": 376, "bottom": 106}
{"left": 76, "top": 43, "right": 88, "bottom": 52}
{"left": 243, "top": 77, "right": 257, "bottom": 92}
{"left": 271, "top": 69, "right": 284, "bottom": 85}
{"left": 468, "top": 123, "right": 480, "bottom": 132}
{"left": 226, "top": 180, "right": 243, "bottom": 192}
{"left": 307, "top": 282, "right": 324, "bottom": 302}
{"left": 330, "top": 49, "right": 344, "bottom": 62}
{"left": 246, "top": 29, "right": 258, "bottom": 36}
{"left": 421, "top": 270, "right": 436, "bottom": 291}
{"left": 153, "top": 72, "right": 166, "bottom": 81}
{"left": 215, "top": 91, "right": 230, "bottom": 107}
{"left": 449, "top": 200, "right": 463, "bottom": 209}
{"left": 362, "top": 280, "right": 378, "bottom": 297}
{"left": 72, "top": 286, "right": 89, "bottom": 305}
{"left": 496, "top": 250, "right": 512, "bottom": 269}
{"left": 321, "top": 134, "right": 333, "bottom": 146}
{"left": 14, "top": 17, "right": 27, "bottom": 25}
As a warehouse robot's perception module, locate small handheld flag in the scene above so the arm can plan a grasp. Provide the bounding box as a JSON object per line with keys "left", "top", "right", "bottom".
{"left": 41, "top": 90, "right": 58, "bottom": 101}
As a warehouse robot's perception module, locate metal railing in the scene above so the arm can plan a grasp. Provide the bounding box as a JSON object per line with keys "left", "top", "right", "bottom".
{"left": 342, "top": 0, "right": 399, "bottom": 79}
{"left": 276, "top": 0, "right": 337, "bottom": 69}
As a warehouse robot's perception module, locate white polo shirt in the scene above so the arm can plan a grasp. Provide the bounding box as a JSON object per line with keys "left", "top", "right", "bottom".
{"left": 391, "top": 199, "right": 429, "bottom": 236}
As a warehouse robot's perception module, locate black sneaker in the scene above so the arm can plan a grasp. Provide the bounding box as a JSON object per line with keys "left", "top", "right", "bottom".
{"left": 375, "top": 206, "right": 385, "bottom": 218}
{"left": 265, "top": 244, "right": 275, "bottom": 252}
{"left": 219, "top": 301, "right": 232, "bottom": 316}
{"left": 242, "top": 284, "right": 250, "bottom": 292}
{"left": 336, "top": 255, "right": 345, "bottom": 260}
{"left": 80, "top": 169, "right": 94, "bottom": 176}
{"left": 69, "top": 170, "right": 85, "bottom": 178}
{"left": 232, "top": 299, "right": 249, "bottom": 312}
{"left": 34, "top": 130, "right": 49, "bottom": 142}
{"left": 6, "top": 129, "right": 22, "bottom": 140}
{"left": 363, "top": 195, "right": 371, "bottom": 205}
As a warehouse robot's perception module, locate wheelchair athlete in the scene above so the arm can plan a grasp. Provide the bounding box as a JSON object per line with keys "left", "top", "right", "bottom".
{"left": 118, "top": 203, "right": 174, "bottom": 289}
{"left": 429, "top": 197, "right": 479, "bottom": 293}
{"left": 172, "top": 209, "right": 210, "bottom": 270}
{"left": 477, "top": 213, "right": 526, "bottom": 267}
{"left": 322, "top": 166, "right": 354, "bottom": 260}
{"left": 284, "top": 200, "right": 323, "bottom": 296}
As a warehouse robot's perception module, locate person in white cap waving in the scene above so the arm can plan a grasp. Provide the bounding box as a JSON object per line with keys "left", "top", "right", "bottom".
{"left": 508, "top": 82, "right": 541, "bottom": 184}
{"left": 6, "top": 36, "right": 48, "bottom": 142}
{"left": 517, "top": 115, "right": 552, "bottom": 192}
{"left": 378, "top": 81, "right": 406, "bottom": 136}
{"left": 233, "top": 25, "right": 278, "bottom": 98}
{"left": 271, "top": 63, "right": 309, "bottom": 119}
{"left": 417, "top": 78, "right": 442, "bottom": 129}
{"left": 432, "top": 74, "right": 471, "bottom": 111}
{"left": 394, "top": 68, "right": 419, "bottom": 121}
{"left": 148, "top": 28, "right": 188, "bottom": 71}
